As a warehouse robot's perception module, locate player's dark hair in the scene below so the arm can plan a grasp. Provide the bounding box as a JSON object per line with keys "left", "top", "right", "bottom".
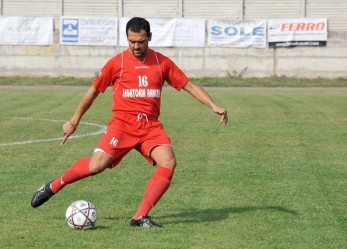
{"left": 126, "top": 17, "right": 151, "bottom": 37}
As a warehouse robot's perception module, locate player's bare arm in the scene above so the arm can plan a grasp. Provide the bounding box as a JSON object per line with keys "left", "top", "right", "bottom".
{"left": 61, "top": 86, "right": 100, "bottom": 145}
{"left": 183, "top": 81, "right": 228, "bottom": 125}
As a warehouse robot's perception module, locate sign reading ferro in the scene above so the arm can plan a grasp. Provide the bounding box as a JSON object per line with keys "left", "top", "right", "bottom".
{"left": 268, "top": 18, "right": 327, "bottom": 48}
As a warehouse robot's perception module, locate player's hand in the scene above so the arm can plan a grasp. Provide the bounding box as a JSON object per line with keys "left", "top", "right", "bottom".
{"left": 61, "top": 121, "right": 77, "bottom": 145}
{"left": 213, "top": 106, "right": 228, "bottom": 125}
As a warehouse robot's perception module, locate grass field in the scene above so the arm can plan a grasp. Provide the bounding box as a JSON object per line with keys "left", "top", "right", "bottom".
{"left": 0, "top": 84, "right": 346, "bottom": 248}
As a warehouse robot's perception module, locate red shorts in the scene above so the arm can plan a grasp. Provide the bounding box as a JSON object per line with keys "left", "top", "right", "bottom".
{"left": 94, "top": 112, "right": 172, "bottom": 167}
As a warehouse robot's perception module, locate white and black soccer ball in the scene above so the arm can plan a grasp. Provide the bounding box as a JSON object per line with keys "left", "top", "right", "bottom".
{"left": 66, "top": 200, "right": 97, "bottom": 230}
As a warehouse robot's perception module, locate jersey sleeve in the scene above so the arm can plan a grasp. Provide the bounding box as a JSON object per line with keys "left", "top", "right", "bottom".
{"left": 163, "top": 57, "right": 189, "bottom": 91}
{"left": 93, "top": 56, "right": 119, "bottom": 93}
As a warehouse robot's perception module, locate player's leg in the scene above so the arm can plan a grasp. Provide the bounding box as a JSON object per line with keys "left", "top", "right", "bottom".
{"left": 131, "top": 145, "right": 176, "bottom": 227}
{"left": 31, "top": 119, "right": 131, "bottom": 208}
{"left": 50, "top": 151, "right": 113, "bottom": 192}
{"left": 31, "top": 151, "right": 113, "bottom": 208}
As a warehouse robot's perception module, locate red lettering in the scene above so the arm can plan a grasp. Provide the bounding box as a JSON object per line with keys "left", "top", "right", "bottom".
{"left": 280, "top": 21, "right": 326, "bottom": 32}
{"left": 289, "top": 23, "right": 296, "bottom": 31}
{"left": 316, "top": 22, "right": 325, "bottom": 30}
{"left": 297, "top": 23, "right": 305, "bottom": 31}
{"left": 306, "top": 23, "right": 315, "bottom": 31}
{"left": 281, "top": 23, "right": 289, "bottom": 31}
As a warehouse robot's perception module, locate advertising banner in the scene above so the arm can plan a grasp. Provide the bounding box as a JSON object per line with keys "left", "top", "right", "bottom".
{"left": 60, "top": 17, "right": 117, "bottom": 46}
{"left": 0, "top": 16, "right": 53, "bottom": 45}
{"left": 208, "top": 19, "right": 266, "bottom": 48}
{"left": 268, "top": 18, "right": 327, "bottom": 47}
{"left": 119, "top": 18, "right": 205, "bottom": 47}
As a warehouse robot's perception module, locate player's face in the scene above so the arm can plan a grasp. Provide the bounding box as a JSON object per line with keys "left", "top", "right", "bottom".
{"left": 127, "top": 29, "right": 152, "bottom": 60}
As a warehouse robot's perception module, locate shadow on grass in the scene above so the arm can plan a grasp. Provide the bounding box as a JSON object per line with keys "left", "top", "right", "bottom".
{"left": 160, "top": 206, "right": 299, "bottom": 224}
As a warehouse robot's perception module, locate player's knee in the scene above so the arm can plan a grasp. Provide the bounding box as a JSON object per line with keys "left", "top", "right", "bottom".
{"left": 89, "top": 152, "right": 113, "bottom": 174}
{"left": 89, "top": 162, "right": 106, "bottom": 175}
{"left": 161, "top": 157, "right": 176, "bottom": 170}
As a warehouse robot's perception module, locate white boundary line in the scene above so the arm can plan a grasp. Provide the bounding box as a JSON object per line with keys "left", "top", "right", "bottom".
{"left": 0, "top": 117, "right": 106, "bottom": 147}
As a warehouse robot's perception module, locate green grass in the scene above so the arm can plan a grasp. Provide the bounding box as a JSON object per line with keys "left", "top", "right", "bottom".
{"left": 0, "top": 76, "right": 94, "bottom": 86}
{"left": 0, "top": 86, "right": 346, "bottom": 248}
{"left": 1, "top": 75, "right": 347, "bottom": 87}
{"left": 192, "top": 75, "right": 347, "bottom": 87}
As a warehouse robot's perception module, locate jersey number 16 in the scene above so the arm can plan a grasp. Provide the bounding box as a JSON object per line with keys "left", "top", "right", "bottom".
{"left": 138, "top": 76, "right": 148, "bottom": 87}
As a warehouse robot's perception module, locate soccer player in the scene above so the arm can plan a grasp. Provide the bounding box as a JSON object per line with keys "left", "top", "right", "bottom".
{"left": 31, "top": 17, "right": 228, "bottom": 228}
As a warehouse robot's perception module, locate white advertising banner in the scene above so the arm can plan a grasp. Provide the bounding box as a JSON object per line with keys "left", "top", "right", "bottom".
{"left": 119, "top": 18, "right": 205, "bottom": 47}
{"left": 0, "top": 16, "right": 53, "bottom": 45}
{"left": 60, "top": 16, "right": 117, "bottom": 46}
{"left": 208, "top": 19, "right": 266, "bottom": 48}
{"left": 268, "top": 18, "right": 327, "bottom": 47}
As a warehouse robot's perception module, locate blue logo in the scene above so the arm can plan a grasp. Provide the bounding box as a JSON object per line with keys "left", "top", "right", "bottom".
{"left": 211, "top": 26, "right": 264, "bottom": 36}
{"left": 62, "top": 18, "right": 79, "bottom": 43}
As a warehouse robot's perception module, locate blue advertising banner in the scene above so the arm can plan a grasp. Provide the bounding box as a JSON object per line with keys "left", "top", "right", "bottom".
{"left": 208, "top": 19, "right": 266, "bottom": 48}
{"left": 60, "top": 17, "right": 117, "bottom": 46}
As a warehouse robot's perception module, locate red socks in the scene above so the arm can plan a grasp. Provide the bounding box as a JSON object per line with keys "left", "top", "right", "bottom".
{"left": 50, "top": 158, "right": 92, "bottom": 193}
{"left": 133, "top": 166, "right": 174, "bottom": 220}
{"left": 50, "top": 160, "right": 174, "bottom": 219}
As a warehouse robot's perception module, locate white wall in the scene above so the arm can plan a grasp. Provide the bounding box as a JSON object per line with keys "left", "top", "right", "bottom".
{"left": 1, "top": 40, "right": 346, "bottom": 79}
{"left": 0, "top": 0, "right": 346, "bottom": 78}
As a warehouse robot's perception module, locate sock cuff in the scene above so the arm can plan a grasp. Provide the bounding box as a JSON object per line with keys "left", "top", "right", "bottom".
{"left": 80, "top": 157, "right": 92, "bottom": 174}
{"left": 157, "top": 166, "right": 174, "bottom": 179}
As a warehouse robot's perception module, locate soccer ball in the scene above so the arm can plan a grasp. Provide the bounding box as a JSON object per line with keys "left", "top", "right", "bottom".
{"left": 66, "top": 200, "right": 97, "bottom": 230}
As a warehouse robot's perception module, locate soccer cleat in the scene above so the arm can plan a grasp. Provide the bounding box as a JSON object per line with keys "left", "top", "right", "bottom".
{"left": 31, "top": 181, "right": 55, "bottom": 208}
{"left": 130, "top": 215, "right": 163, "bottom": 228}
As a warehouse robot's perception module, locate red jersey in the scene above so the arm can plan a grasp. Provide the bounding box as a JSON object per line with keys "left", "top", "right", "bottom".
{"left": 93, "top": 48, "right": 189, "bottom": 118}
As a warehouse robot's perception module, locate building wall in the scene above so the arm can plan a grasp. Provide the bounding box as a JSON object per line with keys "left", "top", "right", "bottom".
{"left": 0, "top": 0, "right": 346, "bottom": 78}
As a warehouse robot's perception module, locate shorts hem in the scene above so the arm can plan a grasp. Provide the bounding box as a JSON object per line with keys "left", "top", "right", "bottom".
{"left": 93, "top": 148, "right": 114, "bottom": 161}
